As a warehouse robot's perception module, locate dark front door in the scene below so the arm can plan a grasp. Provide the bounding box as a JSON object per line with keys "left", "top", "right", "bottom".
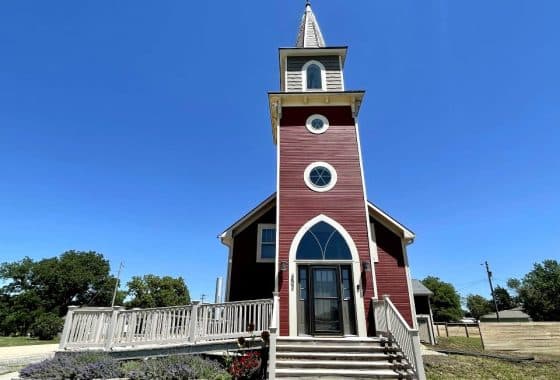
{"left": 311, "top": 267, "right": 342, "bottom": 334}
{"left": 298, "top": 265, "right": 356, "bottom": 336}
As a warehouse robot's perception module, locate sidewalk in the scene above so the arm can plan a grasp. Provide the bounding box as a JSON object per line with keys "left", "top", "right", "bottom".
{"left": 0, "top": 344, "right": 58, "bottom": 379}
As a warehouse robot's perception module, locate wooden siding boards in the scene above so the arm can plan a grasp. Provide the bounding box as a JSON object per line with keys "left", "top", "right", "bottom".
{"left": 372, "top": 219, "right": 414, "bottom": 327}
{"left": 286, "top": 56, "right": 343, "bottom": 91}
{"left": 277, "top": 106, "right": 374, "bottom": 335}
{"left": 229, "top": 208, "right": 275, "bottom": 302}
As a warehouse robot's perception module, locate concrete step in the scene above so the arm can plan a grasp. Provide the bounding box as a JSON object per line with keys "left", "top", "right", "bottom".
{"left": 275, "top": 351, "right": 404, "bottom": 361}
{"left": 276, "top": 359, "right": 395, "bottom": 370}
{"left": 277, "top": 336, "right": 384, "bottom": 344}
{"left": 276, "top": 343, "right": 397, "bottom": 353}
{"left": 275, "top": 367, "right": 401, "bottom": 379}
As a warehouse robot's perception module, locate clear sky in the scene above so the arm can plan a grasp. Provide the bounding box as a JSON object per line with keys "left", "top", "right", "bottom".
{"left": 1, "top": 1, "right": 558, "bottom": 305}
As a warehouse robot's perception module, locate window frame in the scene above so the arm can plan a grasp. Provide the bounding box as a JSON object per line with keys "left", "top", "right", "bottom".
{"left": 302, "top": 60, "right": 327, "bottom": 91}
{"left": 305, "top": 114, "right": 330, "bottom": 134}
{"left": 304, "top": 161, "right": 338, "bottom": 192}
{"left": 256, "top": 223, "right": 276, "bottom": 263}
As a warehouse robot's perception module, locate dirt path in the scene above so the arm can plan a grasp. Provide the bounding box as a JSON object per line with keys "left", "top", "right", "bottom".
{"left": 0, "top": 344, "right": 58, "bottom": 378}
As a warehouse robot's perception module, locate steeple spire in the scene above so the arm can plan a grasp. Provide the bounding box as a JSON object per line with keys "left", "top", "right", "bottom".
{"left": 296, "top": 1, "right": 326, "bottom": 48}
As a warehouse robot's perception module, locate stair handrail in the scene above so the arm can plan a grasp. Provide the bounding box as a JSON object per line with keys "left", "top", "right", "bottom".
{"left": 378, "top": 295, "right": 426, "bottom": 380}
{"left": 268, "top": 292, "right": 280, "bottom": 380}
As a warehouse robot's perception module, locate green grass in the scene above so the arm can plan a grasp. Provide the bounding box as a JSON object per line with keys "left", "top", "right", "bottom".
{"left": 0, "top": 336, "right": 60, "bottom": 347}
{"left": 436, "top": 336, "right": 484, "bottom": 352}
{"left": 425, "top": 337, "right": 560, "bottom": 380}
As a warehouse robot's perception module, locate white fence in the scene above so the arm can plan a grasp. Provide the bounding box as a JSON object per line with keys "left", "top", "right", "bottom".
{"left": 59, "top": 299, "right": 273, "bottom": 351}
{"left": 372, "top": 296, "right": 426, "bottom": 380}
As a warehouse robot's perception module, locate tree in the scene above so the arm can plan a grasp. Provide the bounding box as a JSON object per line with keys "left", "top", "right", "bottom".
{"left": 492, "top": 286, "right": 516, "bottom": 311}
{"left": 0, "top": 251, "right": 117, "bottom": 336}
{"left": 466, "top": 294, "right": 492, "bottom": 320}
{"left": 421, "top": 276, "right": 463, "bottom": 322}
{"left": 126, "top": 275, "right": 190, "bottom": 308}
{"left": 511, "top": 260, "right": 560, "bottom": 321}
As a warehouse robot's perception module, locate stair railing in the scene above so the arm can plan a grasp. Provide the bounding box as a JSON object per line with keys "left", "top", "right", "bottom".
{"left": 373, "top": 296, "right": 426, "bottom": 380}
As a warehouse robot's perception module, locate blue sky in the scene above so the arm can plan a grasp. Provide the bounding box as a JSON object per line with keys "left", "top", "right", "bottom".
{"left": 1, "top": 1, "right": 558, "bottom": 304}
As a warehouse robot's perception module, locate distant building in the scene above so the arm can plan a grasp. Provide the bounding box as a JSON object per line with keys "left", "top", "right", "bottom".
{"left": 480, "top": 306, "right": 532, "bottom": 322}
{"left": 412, "top": 279, "right": 436, "bottom": 344}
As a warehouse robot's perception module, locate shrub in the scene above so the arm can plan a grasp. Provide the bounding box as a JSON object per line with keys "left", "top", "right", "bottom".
{"left": 229, "top": 351, "right": 261, "bottom": 379}
{"left": 126, "top": 355, "right": 230, "bottom": 380}
{"left": 30, "top": 312, "right": 63, "bottom": 340}
{"left": 20, "top": 353, "right": 122, "bottom": 379}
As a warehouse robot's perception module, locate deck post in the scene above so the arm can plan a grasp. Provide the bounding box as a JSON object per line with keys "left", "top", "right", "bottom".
{"left": 411, "top": 330, "right": 426, "bottom": 380}
{"left": 268, "top": 292, "right": 280, "bottom": 380}
{"left": 59, "top": 305, "right": 79, "bottom": 350}
{"left": 189, "top": 302, "right": 200, "bottom": 343}
{"left": 104, "top": 306, "right": 123, "bottom": 351}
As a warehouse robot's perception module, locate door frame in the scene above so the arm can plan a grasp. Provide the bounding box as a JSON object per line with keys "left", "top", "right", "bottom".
{"left": 299, "top": 264, "right": 357, "bottom": 336}
{"left": 288, "top": 214, "right": 367, "bottom": 337}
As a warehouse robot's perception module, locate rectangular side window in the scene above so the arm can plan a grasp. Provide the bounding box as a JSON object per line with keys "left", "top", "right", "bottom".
{"left": 257, "top": 224, "right": 276, "bottom": 262}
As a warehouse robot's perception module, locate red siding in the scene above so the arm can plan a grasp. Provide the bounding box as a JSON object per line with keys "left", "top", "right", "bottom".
{"left": 373, "top": 219, "right": 414, "bottom": 327}
{"left": 278, "top": 106, "right": 374, "bottom": 335}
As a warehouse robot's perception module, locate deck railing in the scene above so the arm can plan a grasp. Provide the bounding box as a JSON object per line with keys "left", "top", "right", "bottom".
{"left": 59, "top": 299, "right": 273, "bottom": 351}
{"left": 267, "top": 292, "right": 280, "bottom": 380}
{"left": 372, "top": 296, "right": 426, "bottom": 380}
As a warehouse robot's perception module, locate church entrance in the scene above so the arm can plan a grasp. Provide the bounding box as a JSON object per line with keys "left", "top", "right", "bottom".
{"left": 297, "top": 264, "right": 356, "bottom": 335}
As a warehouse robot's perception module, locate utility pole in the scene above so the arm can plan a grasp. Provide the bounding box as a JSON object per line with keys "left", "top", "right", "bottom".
{"left": 484, "top": 261, "right": 500, "bottom": 322}
{"left": 111, "top": 262, "right": 124, "bottom": 307}
{"left": 200, "top": 293, "right": 207, "bottom": 304}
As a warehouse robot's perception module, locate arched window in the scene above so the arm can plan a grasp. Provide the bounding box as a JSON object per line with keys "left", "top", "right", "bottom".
{"left": 307, "top": 64, "right": 322, "bottom": 89}
{"left": 296, "top": 222, "right": 352, "bottom": 260}
{"left": 302, "top": 60, "right": 326, "bottom": 91}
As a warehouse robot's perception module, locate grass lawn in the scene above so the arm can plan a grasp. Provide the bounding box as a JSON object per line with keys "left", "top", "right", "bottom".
{"left": 0, "top": 336, "right": 60, "bottom": 347}
{"left": 425, "top": 337, "right": 560, "bottom": 380}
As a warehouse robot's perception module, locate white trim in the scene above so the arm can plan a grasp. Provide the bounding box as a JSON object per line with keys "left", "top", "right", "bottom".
{"left": 257, "top": 224, "right": 276, "bottom": 263}
{"left": 288, "top": 214, "right": 367, "bottom": 337}
{"left": 370, "top": 222, "right": 379, "bottom": 263}
{"left": 355, "top": 119, "right": 378, "bottom": 299}
{"left": 304, "top": 161, "right": 338, "bottom": 192}
{"left": 402, "top": 239, "right": 418, "bottom": 329}
{"left": 302, "top": 60, "right": 327, "bottom": 92}
{"left": 223, "top": 232, "right": 234, "bottom": 302}
{"left": 339, "top": 55, "right": 345, "bottom": 91}
{"left": 274, "top": 118, "right": 281, "bottom": 295}
{"left": 305, "top": 114, "right": 329, "bottom": 134}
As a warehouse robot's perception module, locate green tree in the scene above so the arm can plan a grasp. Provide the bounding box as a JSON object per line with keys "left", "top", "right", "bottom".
{"left": 493, "top": 285, "right": 516, "bottom": 311}
{"left": 126, "top": 275, "right": 190, "bottom": 308}
{"left": 421, "top": 276, "right": 463, "bottom": 322}
{"left": 466, "top": 294, "right": 493, "bottom": 319}
{"left": 511, "top": 260, "right": 560, "bottom": 321}
{"left": 0, "top": 251, "right": 118, "bottom": 336}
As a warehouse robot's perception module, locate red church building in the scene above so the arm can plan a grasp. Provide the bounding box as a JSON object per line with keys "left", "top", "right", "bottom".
{"left": 220, "top": 3, "right": 426, "bottom": 378}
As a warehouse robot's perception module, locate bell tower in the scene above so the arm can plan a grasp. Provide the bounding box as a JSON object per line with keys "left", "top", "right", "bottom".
{"left": 269, "top": 2, "right": 376, "bottom": 336}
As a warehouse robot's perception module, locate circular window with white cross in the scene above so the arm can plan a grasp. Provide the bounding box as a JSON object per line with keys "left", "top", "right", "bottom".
{"left": 304, "top": 162, "right": 338, "bottom": 192}
{"left": 305, "top": 114, "right": 329, "bottom": 134}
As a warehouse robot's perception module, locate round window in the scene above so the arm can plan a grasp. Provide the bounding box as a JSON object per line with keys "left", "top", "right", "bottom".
{"left": 304, "top": 162, "right": 338, "bottom": 192}
{"left": 305, "top": 114, "right": 329, "bottom": 134}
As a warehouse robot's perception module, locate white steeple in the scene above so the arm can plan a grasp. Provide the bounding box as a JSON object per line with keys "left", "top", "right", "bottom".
{"left": 295, "top": 1, "right": 326, "bottom": 48}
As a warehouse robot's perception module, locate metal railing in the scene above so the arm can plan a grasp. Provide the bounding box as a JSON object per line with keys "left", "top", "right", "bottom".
{"left": 59, "top": 299, "right": 273, "bottom": 351}
{"left": 372, "top": 295, "right": 426, "bottom": 380}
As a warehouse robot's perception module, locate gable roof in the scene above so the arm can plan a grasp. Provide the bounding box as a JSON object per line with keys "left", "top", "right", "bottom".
{"left": 220, "top": 193, "right": 415, "bottom": 244}
{"left": 412, "top": 279, "right": 433, "bottom": 296}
